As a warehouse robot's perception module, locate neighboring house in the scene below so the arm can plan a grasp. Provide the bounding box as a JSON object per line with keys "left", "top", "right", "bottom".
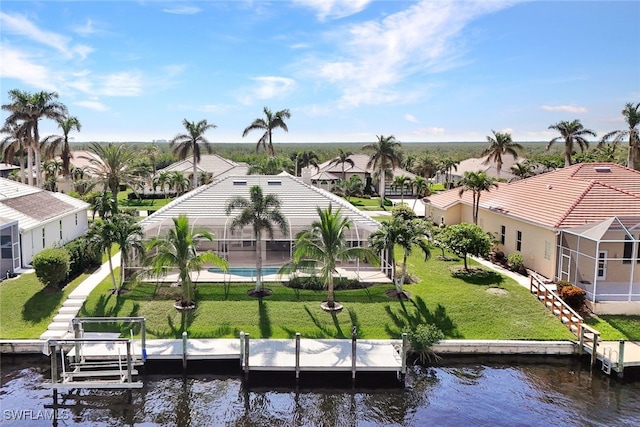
{"left": 0, "top": 163, "right": 19, "bottom": 179}
{"left": 0, "top": 178, "right": 89, "bottom": 269}
{"left": 136, "top": 173, "right": 386, "bottom": 275}
{"left": 437, "top": 154, "right": 535, "bottom": 185}
{"left": 55, "top": 150, "right": 104, "bottom": 193}
{"left": 424, "top": 163, "right": 640, "bottom": 314}
{"left": 313, "top": 154, "right": 417, "bottom": 196}
{"left": 157, "top": 154, "right": 249, "bottom": 182}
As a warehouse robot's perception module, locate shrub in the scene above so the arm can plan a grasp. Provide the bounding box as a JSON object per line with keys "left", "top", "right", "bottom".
{"left": 555, "top": 280, "right": 572, "bottom": 293}
{"left": 560, "top": 285, "right": 586, "bottom": 311}
{"left": 507, "top": 252, "right": 524, "bottom": 272}
{"left": 286, "top": 276, "right": 363, "bottom": 290}
{"left": 32, "top": 248, "right": 70, "bottom": 289}
{"left": 392, "top": 203, "right": 416, "bottom": 221}
{"left": 404, "top": 324, "right": 444, "bottom": 364}
{"left": 65, "top": 238, "right": 101, "bottom": 277}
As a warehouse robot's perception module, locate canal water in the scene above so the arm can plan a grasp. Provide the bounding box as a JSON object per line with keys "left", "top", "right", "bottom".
{"left": 1, "top": 355, "right": 639, "bottom": 426}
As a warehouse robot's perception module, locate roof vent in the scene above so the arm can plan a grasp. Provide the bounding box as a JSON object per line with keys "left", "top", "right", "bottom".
{"left": 546, "top": 184, "right": 552, "bottom": 190}
{"left": 594, "top": 166, "right": 611, "bottom": 173}
{"left": 233, "top": 180, "right": 247, "bottom": 186}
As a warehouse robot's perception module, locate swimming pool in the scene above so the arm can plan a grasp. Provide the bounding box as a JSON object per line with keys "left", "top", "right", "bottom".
{"left": 207, "top": 266, "right": 281, "bottom": 277}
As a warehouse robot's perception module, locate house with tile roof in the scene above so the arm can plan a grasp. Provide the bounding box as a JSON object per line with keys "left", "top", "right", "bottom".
{"left": 313, "top": 154, "right": 417, "bottom": 197}
{"left": 424, "top": 163, "right": 640, "bottom": 314}
{"left": 436, "top": 154, "right": 536, "bottom": 185}
{"left": 0, "top": 178, "right": 89, "bottom": 270}
{"left": 136, "top": 173, "right": 387, "bottom": 277}
{"left": 158, "top": 154, "right": 249, "bottom": 183}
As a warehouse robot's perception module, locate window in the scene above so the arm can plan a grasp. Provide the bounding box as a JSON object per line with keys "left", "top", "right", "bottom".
{"left": 623, "top": 236, "right": 633, "bottom": 264}
{"left": 59, "top": 220, "right": 63, "bottom": 240}
{"left": 75, "top": 213, "right": 78, "bottom": 225}
{"left": 500, "top": 226, "right": 505, "bottom": 245}
{"left": 597, "top": 251, "right": 607, "bottom": 279}
{"left": 516, "top": 231, "right": 522, "bottom": 252}
{"left": 42, "top": 228, "right": 46, "bottom": 248}
{"left": 544, "top": 240, "right": 551, "bottom": 260}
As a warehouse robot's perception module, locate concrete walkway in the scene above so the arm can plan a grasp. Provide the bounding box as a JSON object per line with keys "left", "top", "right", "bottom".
{"left": 39, "top": 253, "right": 121, "bottom": 340}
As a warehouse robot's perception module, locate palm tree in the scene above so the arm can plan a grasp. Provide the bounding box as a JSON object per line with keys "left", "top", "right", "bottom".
{"left": 226, "top": 185, "right": 288, "bottom": 297}
{"left": 81, "top": 142, "right": 144, "bottom": 211}
{"left": 363, "top": 135, "right": 403, "bottom": 208}
{"left": 1, "top": 90, "right": 67, "bottom": 187}
{"left": 242, "top": 107, "right": 291, "bottom": 156}
{"left": 547, "top": 119, "right": 597, "bottom": 167}
{"left": 146, "top": 214, "right": 228, "bottom": 308}
{"left": 110, "top": 214, "right": 144, "bottom": 292}
{"left": 481, "top": 130, "right": 522, "bottom": 178}
{"left": 412, "top": 176, "right": 430, "bottom": 210}
{"left": 369, "top": 215, "right": 430, "bottom": 299}
{"left": 332, "top": 175, "right": 364, "bottom": 202}
{"left": 392, "top": 174, "right": 411, "bottom": 204}
{"left": 170, "top": 119, "right": 216, "bottom": 190}
{"left": 1, "top": 122, "right": 28, "bottom": 184}
{"left": 458, "top": 171, "right": 498, "bottom": 225}
{"left": 328, "top": 149, "right": 355, "bottom": 180}
{"left": 169, "top": 171, "right": 190, "bottom": 196}
{"left": 437, "top": 157, "right": 459, "bottom": 188}
{"left": 510, "top": 161, "right": 535, "bottom": 180}
{"left": 290, "top": 204, "right": 378, "bottom": 310}
{"left": 90, "top": 190, "right": 116, "bottom": 220}
{"left": 295, "top": 150, "right": 320, "bottom": 176}
{"left": 41, "top": 115, "right": 81, "bottom": 191}
{"left": 142, "top": 143, "right": 159, "bottom": 175}
{"left": 600, "top": 102, "right": 640, "bottom": 170}
{"left": 247, "top": 156, "right": 290, "bottom": 175}
{"left": 153, "top": 171, "right": 171, "bottom": 200}
{"left": 86, "top": 218, "right": 119, "bottom": 294}
{"left": 412, "top": 153, "right": 437, "bottom": 179}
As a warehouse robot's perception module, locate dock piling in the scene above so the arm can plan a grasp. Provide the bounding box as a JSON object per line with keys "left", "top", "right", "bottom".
{"left": 351, "top": 326, "right": 357, "bottom": 381}
{"left": 618, "top": 340, "right": 626, "bottom": 378}
{"left": 295, "top": 333, "right": 301, "bottom": 380}
{"left": 401, "top": 332, "right": 408, "bottom": 377}
{"left": 591, "top": 333, "right": 599, "bottom": 369}
{"left": 49, "top": 341, "right": 58, "bottom": 385}
{"left": 243, "top": 333, "right": 250, "bottom": 379}
{"left": 182, "top": 331, "right": 188, "bottom": 371}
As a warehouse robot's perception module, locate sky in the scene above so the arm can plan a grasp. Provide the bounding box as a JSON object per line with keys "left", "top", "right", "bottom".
{"left": 1, "top": 0, "right": 639, "bottom": 144}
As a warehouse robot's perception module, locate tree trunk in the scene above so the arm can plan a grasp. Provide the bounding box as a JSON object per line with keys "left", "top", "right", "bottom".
{"left": 379, "top": 168, "right": 386, "bottom": 208}
{"left": 396, "top": 250, "right": 408, "bottom": 295}
{"left": 326, "top": 274, "right": 335, "bottom": 308}
{"left": 27, "top": 145, "right": 34, "bottom": 186}
{"left": 255, "top": 232, "right": 263, "bottom": 293}
{"left": 192, "top": 151, "right": 198, "bottom": 190}
{"left": 107, "top": 249, "right": 117, "bottom": 293}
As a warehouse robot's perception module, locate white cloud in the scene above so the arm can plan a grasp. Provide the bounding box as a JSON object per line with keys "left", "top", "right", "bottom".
{"left": 239, "top": 76, "right": 296, "bottom": 104}
{"left": 97, "top": 72, "right": 144, "bottom": 96}
{"left": 0, "top": 12, "right": 71, "bottom": 56}
{"left": 73, "top": 44, "right": 94, "bottom": 60}
{"left": 421, "top": 127, "right": 446, "bottom": 135}
{"left": 0, "top": 45, "right": 57, "bottom": 90}
{"left": 163, "top": 6, "right": 202, "bottom": 15}
{"left": 74, "top": 99, "right": 109, "bottom": 112}
{"left": 405, "top": 114, "right": 419, "bottom": 123}
{"left": 540, "top": 105, "right": 588, "bottom": 114}
{"left": 308, "top": 1, "right": 514, "bottom": 108}
{"left": 73, "top": 19, "right": 98, "bottom": 37}
{"left": 294, "top": 0, "right": 372, "bottom": 21}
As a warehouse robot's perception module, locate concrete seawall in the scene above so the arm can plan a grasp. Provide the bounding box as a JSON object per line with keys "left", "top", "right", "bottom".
{"left": 1, "top": 339, "right": 578, "bottom": 356}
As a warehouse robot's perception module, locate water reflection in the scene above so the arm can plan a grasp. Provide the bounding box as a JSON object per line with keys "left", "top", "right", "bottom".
{"left": 1, "top": 356, "right": 639, "bottom": 426}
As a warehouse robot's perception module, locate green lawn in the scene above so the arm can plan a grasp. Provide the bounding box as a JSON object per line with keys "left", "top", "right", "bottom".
{"left": 585, "top": 315, "right": 640, "bottom": 341}
{"left": 0, "top": 272, "right": 90, "bottom": 338}
{"left": 79, "top": 252, "right": 576, "bottom": 341}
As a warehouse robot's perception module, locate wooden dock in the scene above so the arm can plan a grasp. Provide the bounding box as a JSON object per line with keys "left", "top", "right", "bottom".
{"left": 579, "top": 324, "right": 640, "bottom": 377}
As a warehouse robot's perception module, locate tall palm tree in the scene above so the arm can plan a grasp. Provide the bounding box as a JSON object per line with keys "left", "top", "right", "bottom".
{"left": 247, "top": 156, "right": 290, "bottom": 175}
{"left": 90, "top": 190, "right": 116, "bottom": 220}
{"left": 412, "top": 152, "right": 437, "bottom": 179}
{"left": 0, "top": 122, "right": 28, "bottom": 184}
{"left": 170, "top": 119, "right": 216, "bottom": 190}
{"left": 392, "top": 174, "right": 411, "bottom": 205}
{"left": 81, "top": 142, "right": 144, "bottom": 211}
{"left": 41, "top": 115, "right": 81, "bottom": 191}
{"left": 510, "top": 161, "right": 535, "bottom": 180}
{"left": 295, "top": 150, "right": 320, "bottom": 176}
{"left": 369, "top": 215, "right": 430, "bottom": 299}
{"left": 86, "top": 218, "right": 119, "bottom": 294}
{"left": 363, "top": 135, "right": 403, "bottom": 208}
{"left": 600, "top": 102, "right": 640, "bottom": 170}
{"left": 242, "top": 106, "right": 291, "bottom": 157}
{"left": 110, "top": 214, "right": 144, "bottom": 292}
{"left": 437, "top": 157, "right": 459, "bottom": 188}
{"left": 226, "top": 185, "right": 288, "bottom": 297}
{"left": 458, "top": 171, "right": 498, "bottom": 225}
{"left": 328, "top": 149, "right": 355, "bottom": 180}
{"left": 169, "top": 171, "right": 190, "bottom": 196}
{"left": 332, "top": 175, "right": 364, "bottom": 202}
{"left": 1, "top": 90, "right": 67, "bottom": 187}
{"left": 146, "top": 215, "right": 228, "bottom": 308}
{"left": 289, "top": 204, "right": 378, "bottom": 310}
{"left": 411, "top": 176, "right": 430, "bottom": 210}
{"left": 547, "top": 119, "right": 597, "bottom": 167}
{"left": 153, "top": 171, "right": 171, "bottom": 200}
{"left": 481, "top": 130, "right": 522, "bottom": 178}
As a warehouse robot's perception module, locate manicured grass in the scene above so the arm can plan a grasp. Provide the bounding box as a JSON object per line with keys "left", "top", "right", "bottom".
{"left": 79, "top": 252, "right": 576, "bottom": 341}
{"left": 585, "top": 315, "right": 640, "bottom": 341}
{"left": 0, "top": 272, "right": 90, "bottom": 339}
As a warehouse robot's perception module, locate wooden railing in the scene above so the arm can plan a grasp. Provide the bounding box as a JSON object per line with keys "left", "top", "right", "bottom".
{"left": 529, "top": 275, "right": 583, "bottom": 335}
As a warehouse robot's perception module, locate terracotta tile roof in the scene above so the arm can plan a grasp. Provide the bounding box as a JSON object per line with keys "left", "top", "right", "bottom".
{"left": 426, "top": 163, "right": 640, "bottom": 228}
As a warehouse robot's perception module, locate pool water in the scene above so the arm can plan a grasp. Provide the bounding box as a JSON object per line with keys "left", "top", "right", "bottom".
{"left": 207, "top": 266, "right": 281, "bottom": 277}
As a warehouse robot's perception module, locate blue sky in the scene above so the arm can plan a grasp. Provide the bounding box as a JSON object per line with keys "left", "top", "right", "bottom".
{"left": 1, "top": 1, "right": 638, "bottom": 144}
